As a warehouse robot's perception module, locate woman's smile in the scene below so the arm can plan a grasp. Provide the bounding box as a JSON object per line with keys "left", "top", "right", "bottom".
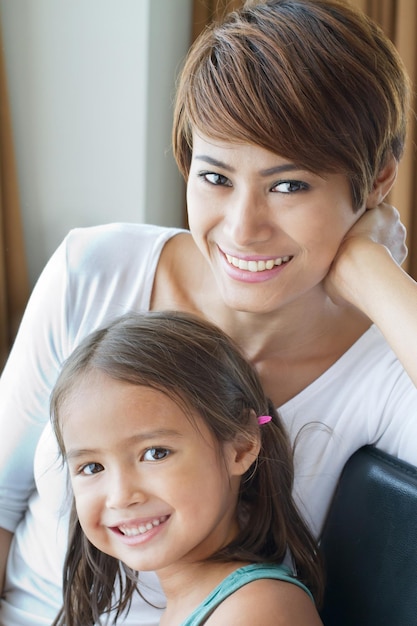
{"left": 221, "top": 247, "right": 293, "bottom": 283}
{"left": 224, "top": 250, "right": 292, "bottom": 272}
{"left": 186, "top": 132, "right": 364, "bottom": 313}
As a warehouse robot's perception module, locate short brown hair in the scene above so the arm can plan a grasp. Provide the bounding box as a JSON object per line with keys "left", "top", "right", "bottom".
{"left": 173, "top": 0, "right": 410, "bottom": 209}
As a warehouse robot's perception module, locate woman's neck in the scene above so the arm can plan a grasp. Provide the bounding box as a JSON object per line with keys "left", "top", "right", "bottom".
{"left": 152, "top": 232, "right": 371, "bottom": 405}
{"left": 215, "top": 295, "right": 370, "bottom": 405}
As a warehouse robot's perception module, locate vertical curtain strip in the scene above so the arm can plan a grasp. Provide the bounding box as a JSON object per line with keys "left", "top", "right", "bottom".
{"left": 0, "top": 25, "right": 29, "bottom": 368}
{"left": 350, "top": 0, "right": 417, "bottom": 279}
{"left": 392, "top": 0, "right": 417, "bottom": 278}
{"left": 191, "top": 0, "right": 417, "bottom": 279}
{"left": 192, "top": 0, "right": 243, "bottom": 40}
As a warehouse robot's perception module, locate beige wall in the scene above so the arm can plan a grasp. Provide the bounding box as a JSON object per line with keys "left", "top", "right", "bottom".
{"left": 0, "top": 0, "right": 192, "bottom": 286}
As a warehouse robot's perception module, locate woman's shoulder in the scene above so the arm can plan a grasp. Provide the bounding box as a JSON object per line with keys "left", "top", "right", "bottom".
{"left": 150, "top": 226, "right": 212, "bottom": 312}
{"left": 64, "top": 222, "right": 186, "bottom": 266}
{"left": 49, "top": 223, "right": 189, "bottom": 342}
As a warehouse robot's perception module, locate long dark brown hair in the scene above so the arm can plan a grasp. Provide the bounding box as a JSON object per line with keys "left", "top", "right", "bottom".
{"left": 51, "top": 311, "right": 324, "bottom": 625}
{"left": 173, "top": 0, "right": 410, "bottom": 210}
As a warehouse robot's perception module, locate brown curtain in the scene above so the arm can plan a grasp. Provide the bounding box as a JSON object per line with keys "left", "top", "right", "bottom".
{"left": 192, "top": 0, "right": 417, "bottom": 279}
{"left": 192, "top": 0, "right": 243, "bottom": 40}
{"left": 350, "top": 1, "right": 417, "bottom": 278}
{"left": 0, "top": 27, "right": 29, "bottom": 368}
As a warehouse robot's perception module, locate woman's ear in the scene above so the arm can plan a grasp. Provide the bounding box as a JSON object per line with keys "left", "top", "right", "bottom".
{"left": 366, "top": 156, "right": 398, "bottom": 208}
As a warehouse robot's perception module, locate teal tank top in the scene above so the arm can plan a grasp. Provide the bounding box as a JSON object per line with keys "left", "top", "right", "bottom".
{"left": 180, "top": 563, "right": 314, "bottom": 625}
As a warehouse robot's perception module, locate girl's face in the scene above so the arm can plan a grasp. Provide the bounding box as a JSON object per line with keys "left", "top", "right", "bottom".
{"left": 61, "top": 371, "right": 253, "bottom": 577}
{"left": 187, "top": 132, "right": 365, "bottom": 315}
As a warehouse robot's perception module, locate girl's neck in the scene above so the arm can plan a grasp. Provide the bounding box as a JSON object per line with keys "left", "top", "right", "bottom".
{"left": 157, "top": 560, "right": 246, "bottom": 626}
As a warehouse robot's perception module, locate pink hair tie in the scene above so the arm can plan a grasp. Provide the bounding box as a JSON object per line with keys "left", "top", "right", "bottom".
{"left": 257, "top": 415, "right": 272, "bottom": 425}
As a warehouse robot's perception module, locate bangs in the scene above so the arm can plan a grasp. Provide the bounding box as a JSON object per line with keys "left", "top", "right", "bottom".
{"left": 173, "top": 0, "right": 409, "bottom": 209}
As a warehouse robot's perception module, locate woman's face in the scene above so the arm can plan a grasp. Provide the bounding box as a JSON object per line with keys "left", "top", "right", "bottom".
{"left": 187, "top": 132, "right": 365, "bottom": 315}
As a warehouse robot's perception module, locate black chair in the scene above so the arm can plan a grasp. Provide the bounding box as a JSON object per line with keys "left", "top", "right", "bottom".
{"left": 320, "top": 445, "right": 417, "bottom": 626}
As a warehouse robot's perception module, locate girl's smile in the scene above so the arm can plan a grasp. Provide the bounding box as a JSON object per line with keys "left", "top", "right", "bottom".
{"left": 115, "top": 514, "right": 169, "bottom": 538}
{"left": 108, "top": 514, "right": 170, "bottom": 546}
{"left": 62, "top": 370, "right": 249, "bottom": 576}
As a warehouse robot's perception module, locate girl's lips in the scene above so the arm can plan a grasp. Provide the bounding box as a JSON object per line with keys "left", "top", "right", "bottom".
{"left": 110, "top": 514, "right": 170, "bottom": 537}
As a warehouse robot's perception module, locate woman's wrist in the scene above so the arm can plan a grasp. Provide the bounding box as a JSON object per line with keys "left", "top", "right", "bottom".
{"left": 327, "top": 238, "right": 398, "bottom": 314}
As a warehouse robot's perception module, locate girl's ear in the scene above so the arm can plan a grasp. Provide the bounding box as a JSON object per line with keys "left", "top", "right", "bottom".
{"left": 226, "top": 431, "right": 261, "bottom": 477}
{"left": 366, "top": 156, "right": 398, "bottom": 208}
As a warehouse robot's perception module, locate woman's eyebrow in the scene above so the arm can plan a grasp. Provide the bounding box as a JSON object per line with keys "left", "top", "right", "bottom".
{"left": 194, "top": 154, "right": 302, "bottom": 177}
{"left": 194, "top": 155, "right": 235, "bottom": 172}
{"left": 259, "top": 163, "right": 302, "bottom": 176}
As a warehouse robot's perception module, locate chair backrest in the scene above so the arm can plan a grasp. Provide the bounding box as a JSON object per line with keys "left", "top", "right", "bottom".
{"left": 320, "top": 445, "right": 417, "bottom": 626}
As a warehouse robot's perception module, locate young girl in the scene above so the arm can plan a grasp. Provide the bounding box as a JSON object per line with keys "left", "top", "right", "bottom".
{"left": 50, "top": 311, "right": 323, "bottom": 626}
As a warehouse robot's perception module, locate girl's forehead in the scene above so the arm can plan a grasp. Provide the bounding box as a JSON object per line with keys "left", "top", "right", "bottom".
{"left": 61, "top": 372, "right": 206, "bottom": 434}
{"left": 61, "top": 382, "right": 220, "bottom": 461}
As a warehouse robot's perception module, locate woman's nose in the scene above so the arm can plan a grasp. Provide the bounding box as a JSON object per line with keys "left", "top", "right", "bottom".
{"left": 226, "top": 190, "right": 271, "bottom": 246}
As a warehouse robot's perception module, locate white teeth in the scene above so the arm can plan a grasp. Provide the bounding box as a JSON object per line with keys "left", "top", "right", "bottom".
{"left": 225, "top": 253, "right": 291, "bottom": 272}
{"left": 119, "top": 516, "right": 167, "bottom": 537}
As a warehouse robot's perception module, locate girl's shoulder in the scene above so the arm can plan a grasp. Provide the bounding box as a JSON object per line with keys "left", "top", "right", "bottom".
{"left": 181, "top": 564, "right": 322, "bottom": 626}
{"left": 205, "top": 576, "right": 322, "bottom": 625}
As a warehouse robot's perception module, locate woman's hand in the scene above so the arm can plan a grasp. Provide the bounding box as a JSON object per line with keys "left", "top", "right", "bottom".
{"left": 325, "top": 202, "right": 417, "bottom": 388}
{"left": 324, "top": 202, "right": 407, "bottom": 307}
{"left": 347, "top": 202, "right": 407, "bottom": 265}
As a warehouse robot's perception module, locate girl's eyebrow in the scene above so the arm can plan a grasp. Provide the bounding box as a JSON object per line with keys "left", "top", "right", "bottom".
{"left": 194, "top": 154, "right": 302, "bottom": 177}
{"left": 65, "top": 429, "right": 184, "bottom": 460}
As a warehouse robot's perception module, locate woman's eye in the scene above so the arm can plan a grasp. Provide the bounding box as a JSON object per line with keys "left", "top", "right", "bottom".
{"left": 200, "top": 172, "right": 231, "bottom": 186}
{"left": 142, "top": 448, "right": 170, "bottom": 462}
{"left": 272, "top": 180, "right": 309, "bottom": 193}
{"left": 80, "top": 462, "right": 104, "bottom": 476}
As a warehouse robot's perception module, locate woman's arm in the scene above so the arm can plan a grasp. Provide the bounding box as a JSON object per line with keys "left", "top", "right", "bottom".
{"left": 0, "top": 528, "right": 13, "bottom": 594}
{"left": 325, "top": 204, "right": 417, "bottom": 386}
{"left": 0, "top": 238, "right": 71, "bottom": 542}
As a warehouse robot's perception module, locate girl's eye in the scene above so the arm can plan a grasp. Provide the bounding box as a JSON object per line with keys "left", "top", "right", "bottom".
{"left": 142, "top": 448, "right": 170, "bottom": 462}
{"left": 200, "top": 172, "right": 231, "bottom": 186}
{"left": 80, "top": 462, "right": 104, "bottom": 476}
{"left": 272, "top": 180, "right": 309, "bottom": 193}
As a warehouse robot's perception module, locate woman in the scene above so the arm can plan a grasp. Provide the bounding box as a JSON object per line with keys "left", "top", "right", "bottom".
{"left": 0, "top": 0, "right": 416, "bottom": 624}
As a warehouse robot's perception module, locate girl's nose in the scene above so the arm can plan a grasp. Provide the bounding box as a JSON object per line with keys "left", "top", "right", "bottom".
{"left": 105, "top": 469, "right": 146, "bottom": 509}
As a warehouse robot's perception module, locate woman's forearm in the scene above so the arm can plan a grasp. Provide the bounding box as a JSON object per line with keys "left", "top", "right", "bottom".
{"left": 0, "top": 527, "right": 13, "bottom": 595}
{"left": 330, "top": 239, "right": 417, "bottom": 386}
